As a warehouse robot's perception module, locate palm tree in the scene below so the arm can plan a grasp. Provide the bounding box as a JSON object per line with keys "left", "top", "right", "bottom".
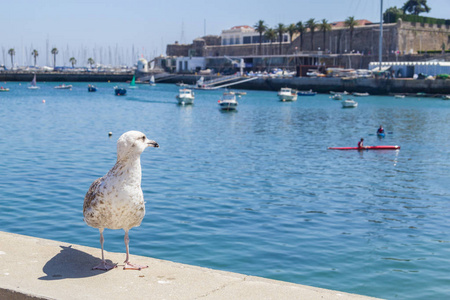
{"left": 402, "top": 0, "right": 431, "bottom": 15}
{"left": 254, "top": 20, "right": 267, "bottom": 55}
{"left": 344, "top": 16, "right": 358, "bottom": 52}
{"left": 51, "top": 48, "right": 58, "bottom": 68}
{"left": 69, "top": 57, "right": 77, "bottom": 68}
{"left": 296, "top": 21, "right": 306, "bottom": 51}
{"left": 8, "top": 48, "right": 15, "bottom": 68}
{"left": 318, "top": 19, "right": 331, "bottom": 52}
{"left": 275, "top": 23, "right": 286, "bottom": 55}
{"left": 31, "top": 50, "right": 39, "bottom": 67}
{"left": 306, "top": 18, "right": 317, "bottom": 50}
{"left": 264, "top": 28, "right": 277, "bottom": 55}
{"left": 286, "top": 23, "right": 297, "bottom": 45}
{"left": 87, "top": 58, "right": 95, "bottom": 68}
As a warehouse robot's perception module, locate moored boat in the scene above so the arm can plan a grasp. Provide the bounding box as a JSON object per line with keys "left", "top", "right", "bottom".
{"left": 88, "top": 84, "right": 97, "bottom": 92}
{"left": 353, "top": 92, "right": 369, "bottom": 97}
{"left": 176, "top": 89, "right": 195, "bottom": 105}
{"left": 298, "top": 90, "right": 316, "bottom": 96}
{"left": 331, "top": 94, "right": 343, "bottom": 100}
{"left": 218, "top": 92, "right": 238, "bottom": 111}
{"left": 278, "top": 87, "right": 298, "bottom": 102}
{"left": 0, "top": 87, "right": 10, "bottom": 92}
{"left": 394, "top": 94, "right": 405, "bottom": 98}
{"left": 28, "top": 74, "right": 40, "bottom": 90}
{"left": 54, "top": 84, "right": 72, "bottom": 90}
{"left": 341, "top": 99, "right": 358, "bottom": 108}
{"left": 442, "top": 95, "right": 450, "bottom": 100}
{"left": 114, "top": 86, "right": 127, "bottom": 96}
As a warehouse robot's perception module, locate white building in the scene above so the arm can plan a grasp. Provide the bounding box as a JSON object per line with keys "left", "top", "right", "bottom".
{"left": 221, "top": 25, "right": 290, "bottom": 46}
{"left": 369, "top": 61, "right": 450, "bottom": 77}
{"left": 175, "top": 57, "right": 206, "bottom": 73}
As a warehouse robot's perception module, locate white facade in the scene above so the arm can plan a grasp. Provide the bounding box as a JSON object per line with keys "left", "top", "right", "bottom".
{"left": 221, "top": 25, "right": 290, "bottom": 46}
{"left": 176, "top": 57, "right": 206, "bottom": 73}
{"left": 369, "top": 61, "right": 450, "bottom": 77}
{"left": 137, "top": 58, "right": 148, "bottom": 72}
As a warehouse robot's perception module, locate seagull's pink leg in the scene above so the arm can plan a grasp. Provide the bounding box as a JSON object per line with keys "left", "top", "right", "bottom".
{"left": 123, "top": 230, "right": 148, "bottom": 270}
{"left": 92, "top": 228, "right": 117, "bottom": 271}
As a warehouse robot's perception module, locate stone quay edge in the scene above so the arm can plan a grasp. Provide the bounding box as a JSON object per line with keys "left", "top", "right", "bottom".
{"left": 0, "top": 231, "right": 381, "bottom": 300}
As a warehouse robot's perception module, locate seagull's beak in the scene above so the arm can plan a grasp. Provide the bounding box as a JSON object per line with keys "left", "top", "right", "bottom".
{"left": 147, "top": 140, "right": 159, "bottom": 148}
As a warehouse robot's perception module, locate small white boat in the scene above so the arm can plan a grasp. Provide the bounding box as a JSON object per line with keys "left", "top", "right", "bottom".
{"left": 54, "top": 84, "right": 72, "bottom": 90}
{"left": 353, "top": 92, "right": 369, "bottom": 97}
{"left": 394, "top": 94, "right": 405, "bottom": 99}
{"left": 149, "top": 75, "right": 156, "bottom": 86}
{"left": 234, "top": 91, "right": 247, "bottom": 96}
{"left": 28, "top": 74, "right": 40, "bottom": 90}
{"left": 278, "top": 87, "right": 298, "bottom": 102}
{"left": 218, "top": 92, "right": 238, "bottom": 111}
{"left": 0, "top": 87, "right": 10, "bottom": 92}
{"left": 442, "top": 95, "right": 450, "bottom": 100}
{"left": 176, "top": 89, "right": 195, "bottom": 105}
{"left": 342, "top": 99, "right": 358, "bottom": 108}
{"left": 331, "top": 94, "right": 343, "bottom": 100}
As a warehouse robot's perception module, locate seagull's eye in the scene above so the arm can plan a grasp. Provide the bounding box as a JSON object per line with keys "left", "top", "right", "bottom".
{"left": 141, "top": 136, "right": 146, "bottom": 141}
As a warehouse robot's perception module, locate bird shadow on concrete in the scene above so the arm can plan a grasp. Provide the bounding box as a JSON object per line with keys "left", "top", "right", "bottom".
{"left": 39, "top": 245, "right": 115, "bottom": 280}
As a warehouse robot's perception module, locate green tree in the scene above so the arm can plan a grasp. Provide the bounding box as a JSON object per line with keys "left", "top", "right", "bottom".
{"left": 31, "top": 49, "right": 39, "bottom": 67}
{"left": 306, "top": 18, "right": 317, "bottom": 50}
{"left": 69, "top": 57, "right": 77, "bottom": 68}
{"left": 402, "top": 0, "right": 431, "bottom": 15}
{"left": 87, "top": 58, "right": 95, "bottom": 68}
{"left": 275, "top": 23, "right": 286, "bottom": 55}
{"left": 296, "top": 21, "right": 305, "bottom": 51}
{"left": 318, "top": 19, "right": 331, "bottom": 51}
{"left": 51, "top": 48, "right": 58, "bottom": 68}
{"left": 264, "top": 28, "right": 277, "bottom": 55}
{"left": 286, "top": 23, "right": 297, "bottom": 45}
{"left": 8, "top": 48, "right": 15, "bottom": 68}
{"left": 344, "top": 16, "right": 358, "bottom": 52}
{"left": 254, "top": 20, "right": 267, "bottom": 55}
{"left": 383, "top": 6, "right": 404, "bottom": 23}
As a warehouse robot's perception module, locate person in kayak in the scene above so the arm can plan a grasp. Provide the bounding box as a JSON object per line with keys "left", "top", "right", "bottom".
{"left": 377, "top": 125, "right": 385, "bottom": 134}
{"left": 358, "top": 138, "right": 365, "bottom": 149}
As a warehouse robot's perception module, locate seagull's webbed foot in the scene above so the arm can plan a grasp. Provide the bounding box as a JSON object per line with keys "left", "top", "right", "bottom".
{"left": 123, "top": 261, "right": 149, "bottom": 271}
{"left": 92, "top": 260, "right": 117, "bottom": 271}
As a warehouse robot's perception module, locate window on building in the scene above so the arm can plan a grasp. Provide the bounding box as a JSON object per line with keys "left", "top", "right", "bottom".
{"left": 252, "top": 36, "right": 260, "bottom": 44}
{"left": 235, "top": 37, "right": 240, "bottom": 44}
{"left": 184, "top": 61, "right": 188, "bottom": 70}
{"left": 243, "top": 36, "right": 251, "bottom": 44}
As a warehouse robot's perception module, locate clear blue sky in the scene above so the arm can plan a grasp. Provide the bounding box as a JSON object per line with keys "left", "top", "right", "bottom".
{"left": 1, "top": 0, "right": 448, "bottom": 67}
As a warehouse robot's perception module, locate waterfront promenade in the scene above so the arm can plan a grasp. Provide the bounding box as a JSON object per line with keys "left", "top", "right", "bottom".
{"left": 0, "top": 232, "right": 380, "bottom": 300}
{"left": 1, "top": 71, "right": 449, "bottom": 95}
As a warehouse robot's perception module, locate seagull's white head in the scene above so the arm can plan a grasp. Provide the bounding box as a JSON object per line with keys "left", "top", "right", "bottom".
{"left": 117, "top": 130, "right": 159, "bottom": 161}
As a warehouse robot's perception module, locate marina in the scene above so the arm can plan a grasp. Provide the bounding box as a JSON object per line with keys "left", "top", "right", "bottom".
{"left": 0, "top": 82, "right": 449, "bottom": 299}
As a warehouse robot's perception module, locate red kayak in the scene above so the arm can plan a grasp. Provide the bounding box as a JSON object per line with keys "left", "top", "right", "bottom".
{"left": 328, "top": 145, "right": 400, "bottom": 150}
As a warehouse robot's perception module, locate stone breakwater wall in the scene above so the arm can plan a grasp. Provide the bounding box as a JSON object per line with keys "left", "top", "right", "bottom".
{"left": 0, "top": 71, "right": 133, "bottom": 82}
{"left": 160, "top": 75, "right": 450, "bottom": 95}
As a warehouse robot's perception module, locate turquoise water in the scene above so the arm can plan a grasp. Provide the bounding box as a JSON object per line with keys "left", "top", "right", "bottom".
{"left": 1, "top": 82, "right": 449, "bottom": 299}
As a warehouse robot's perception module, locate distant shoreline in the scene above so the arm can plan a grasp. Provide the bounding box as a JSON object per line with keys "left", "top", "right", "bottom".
{"left": 1, "top": 71, "right": 449, "bottom": 95}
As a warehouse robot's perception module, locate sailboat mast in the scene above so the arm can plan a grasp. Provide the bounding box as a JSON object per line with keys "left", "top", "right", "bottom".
{"left": 379, "top": 0, "right": 383, "bottom": 70}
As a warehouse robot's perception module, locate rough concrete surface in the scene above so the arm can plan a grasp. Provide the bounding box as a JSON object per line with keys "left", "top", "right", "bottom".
{"left": 0, "top": 232, "right": 381, "bottom": 300}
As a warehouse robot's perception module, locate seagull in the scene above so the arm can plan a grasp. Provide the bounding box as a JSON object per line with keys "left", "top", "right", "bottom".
{"left": 83, "top": 131, "right": 159, "bottom": 270}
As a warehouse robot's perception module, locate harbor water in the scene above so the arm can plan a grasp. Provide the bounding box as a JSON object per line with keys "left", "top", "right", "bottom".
{"left": 0, "top": 82, "right": 449, "bottom": 299}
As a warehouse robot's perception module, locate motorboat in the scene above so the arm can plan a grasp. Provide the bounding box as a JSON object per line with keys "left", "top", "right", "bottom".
{"left": 114, "top": 86, "right": 127, "bottom": 96}
{"left": 54, "top": 84, "right": 72, "bottom": 90}
{"left": 278, "top": 87, "right": 298, "bottom": 102}
{"left": 394, "top": 94, "right": 405, "bottom": 98}
{"left": 353, "top": 92, "right": 369, "bottom": 97}
{"left": 88, "top": 84, "right": 97, "bottom": 92}
{"left": 342, "top": 99, "right": 358, "bottom": 108}
{"left": 442, "top": 95, "right": 450, "bottom": 100}
{"left": 331, "top": 94, "right": 343, "bottom": 100}
{"left": 218, "top": 92, "right": 238, "bottom": 111}
{"left": 176, "top": 89, "right": 195, "bottom": 105}
{"left": 234, "top": 91, "right": 247, "bottom": 96}
{"left": 28, "top": 74, "right": 40, "bottom": 90}
{"left": 297, "top": 89, "right": 316, "bottom": 96}
{"left": 0, "top": 87, "right": 10, "bottom": 92}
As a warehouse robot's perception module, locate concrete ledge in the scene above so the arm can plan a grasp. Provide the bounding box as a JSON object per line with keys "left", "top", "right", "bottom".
{"left": 0, "top": 232, "right": 380, "bottom": 299}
